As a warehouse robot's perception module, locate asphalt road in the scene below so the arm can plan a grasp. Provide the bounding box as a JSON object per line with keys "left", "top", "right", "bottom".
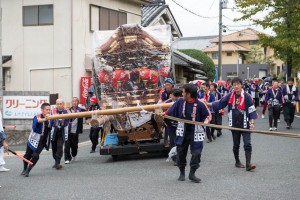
{"left": 1, "top": 108, "right": 300, "bottom": 200}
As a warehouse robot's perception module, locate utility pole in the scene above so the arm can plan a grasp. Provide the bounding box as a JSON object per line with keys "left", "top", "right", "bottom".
{"left": 218, "top": 0, "right": 223, "bottom": 80}
{"left": 286, "top": 0, "right": 292, "bottom": 78}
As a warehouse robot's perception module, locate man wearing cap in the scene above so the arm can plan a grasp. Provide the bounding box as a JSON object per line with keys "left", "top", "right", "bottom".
{"left": 159, "top": 78, "right": 174, "bottom": 102}
{"left": 87, "top": 96, "right": 101, "bottom": 153}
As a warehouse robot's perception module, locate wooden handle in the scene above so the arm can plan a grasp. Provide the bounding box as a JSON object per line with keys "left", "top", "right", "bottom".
{"left": 45, "top": 103, "right": 173, "bottom": 120}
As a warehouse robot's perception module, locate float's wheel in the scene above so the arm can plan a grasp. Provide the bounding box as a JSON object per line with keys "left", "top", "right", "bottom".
{"left": 112, "top": 155, "right": 118, "bottom": 161}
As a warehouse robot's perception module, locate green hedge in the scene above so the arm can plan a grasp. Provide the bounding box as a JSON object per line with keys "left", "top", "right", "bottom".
{"left": 178, "top": 49, "right": 215, "bottom": 80}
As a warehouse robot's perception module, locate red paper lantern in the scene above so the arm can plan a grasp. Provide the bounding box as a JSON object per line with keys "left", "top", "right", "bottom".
{"left": 150, "top": 70, "right": 159, "bottom": 83}
{"left": 98, "top": 71, "right": 110, "bottom": 84}
{"left": 112, "top": 68, "right": 126, "bottom": 82}
{"left": 159, "top": 65, "right": 169, "bottom": 78}
{"left": 139, "top": 67, "right": 151, "bottom": 80}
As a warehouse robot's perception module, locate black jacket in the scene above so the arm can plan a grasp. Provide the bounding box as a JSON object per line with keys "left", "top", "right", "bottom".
{"left": 69, "top": 107, "right": 86, "bottom": 134}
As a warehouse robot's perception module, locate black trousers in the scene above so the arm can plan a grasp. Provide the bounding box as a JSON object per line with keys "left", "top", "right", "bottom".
{"left": 165, "top": 126, "right": 176, "bottom": 149}
{"left": 215, "top": 112, "right": 222, "bottom": 131}
{"left": 231, "top": 130, "right": 252, "bottom": 154}
{"left": 283, "top": 104, "right": 295, "bottom": 125}
{"left": 254, "top": 98, "right": 259, "bottom": 108}
{"left": 90, "top": 127, "right": 101, "bottom": 151}
{"left": 176, "top": 133, "right": 202, "bottom": 169}
{"left": 23, "top": 137, "right": 45, "bottom": 170}
{"left": 64, "top": 133, "right": 79, "bottom": 161}
{"left": 52, "top": 131, "right": 64, "bottom": 164}
{"left": 268, "top": 105, "right": 280, "bottom": 128}
{"left": 206, "top": 113, "right": 217, "bottom": 140}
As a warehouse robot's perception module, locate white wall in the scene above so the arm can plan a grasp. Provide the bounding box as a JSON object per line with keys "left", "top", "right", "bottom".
{"left": 2, "top": 0, "right": 142, "bottom": 104}
{"left": 71, "top": 0, "right": 142, "bottom": 99}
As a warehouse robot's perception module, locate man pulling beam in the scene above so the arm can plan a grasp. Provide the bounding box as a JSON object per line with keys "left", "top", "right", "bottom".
{"left": 204, "top": 77, "right": 257, "bottom": 171}
{"left": 38, "top": 102, "right": 298, "bottom": 138}
{"left": 22, "top": 103, "right": 52, "bottom": 177}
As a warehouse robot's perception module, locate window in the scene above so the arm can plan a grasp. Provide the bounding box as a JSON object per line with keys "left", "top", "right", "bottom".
{"left": 90, "top": 5, "right": 127, "bottom": 31}
{"left": 249, "top": 40, "right": 257, "bottom": 45}
{"left": 227, "top": 52, "right": 232, "bottom": 56}
{"left": 23, "top": 5, "right": 53, "bottom": 26}
{"left": 227, "top": 72, "right": 237, "bottom": 77}
{"left": 277, "top": 66, "right": 280, "bottom": 76}
{"left": 212, "top": 53, "right": 218, "bottom": 59}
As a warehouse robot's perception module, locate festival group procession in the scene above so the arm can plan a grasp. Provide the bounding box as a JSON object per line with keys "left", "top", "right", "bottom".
{"left": 1, "top": 74, "right": 298, "bottom": 185}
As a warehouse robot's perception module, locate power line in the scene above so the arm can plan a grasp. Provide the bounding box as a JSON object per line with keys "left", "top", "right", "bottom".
{"left": 171, "top": 0, "right": 219, "bottom": 19}
{"left": 226, "top": 24, "right": 256, "bottom": 27}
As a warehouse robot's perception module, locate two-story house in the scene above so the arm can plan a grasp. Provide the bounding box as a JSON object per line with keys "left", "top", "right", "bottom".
{"left": 202, "top": 28, "right": 283, "bottom": 80}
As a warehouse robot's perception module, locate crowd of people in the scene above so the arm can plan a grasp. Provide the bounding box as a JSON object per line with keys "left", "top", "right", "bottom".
{"left": 162, "top": 76, "right": 299, "bottom": 183}
{"left": 1, "top": 76, "right": 298, "bottom": 183}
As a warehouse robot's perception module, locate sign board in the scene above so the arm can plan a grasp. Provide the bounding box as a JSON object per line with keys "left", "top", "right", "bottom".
{"left": 2, "top": 96, "right": 49, "bottom": 119}
{"left": 80, "top": 76, "right": 92, "bottom": 105}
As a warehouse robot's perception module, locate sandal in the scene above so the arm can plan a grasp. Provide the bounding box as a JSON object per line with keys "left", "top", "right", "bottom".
{"left": 235, "top": 162, "right": 245, "bottom": 168}
{"left": 246, "top": 164, "right": 256, "bottom": 171}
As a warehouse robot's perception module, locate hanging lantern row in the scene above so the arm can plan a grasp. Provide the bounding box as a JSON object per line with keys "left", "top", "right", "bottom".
{"left": 98, "top": 65, "right": 170, "bottom": 87}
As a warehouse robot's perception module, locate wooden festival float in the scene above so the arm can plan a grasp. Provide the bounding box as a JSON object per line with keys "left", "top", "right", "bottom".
{"left": 91, "top": 24, "right": 173, "bottom": 159}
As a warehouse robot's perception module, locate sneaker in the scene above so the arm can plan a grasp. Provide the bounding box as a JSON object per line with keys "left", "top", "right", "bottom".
{"left": 65, "top": 160, "right": 70, "bottom": 164}
{"left": 0, "top": 166, "right": 10, "bottom": 172}
{"left": 277, "top": 119, "right": 280, "bottom": 123}
{"left": 90, "top": 150, "right": 95, "bottom": 153}
{"left": 272, "top": 127, "right": 277, "bottom": 131}
{"left": 72, "top": 157, "right": 76, "bottom": 162}
{"left": 269, "top": 127, "right": 273, "bottom": 131}
{"left": 261, "top": 114, "right": 265, "bottom": 119}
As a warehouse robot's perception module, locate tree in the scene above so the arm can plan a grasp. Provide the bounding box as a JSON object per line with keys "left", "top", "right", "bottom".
{"left": 178, "top": 49, "right": 215, "bottom": 80}
{"left": 235, "top": 0, "right": 300, "bottom": 77}
{"left": 245, "top": 45, "right": 264, "bottom": 63}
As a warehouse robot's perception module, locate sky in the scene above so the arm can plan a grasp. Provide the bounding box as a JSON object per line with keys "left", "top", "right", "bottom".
{"left": 165, "top": 0, "right": 273, "bottom": 37}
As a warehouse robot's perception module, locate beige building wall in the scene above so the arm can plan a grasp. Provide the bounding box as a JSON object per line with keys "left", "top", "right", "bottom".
{"left": 2, "top": 0, "right": 72, "bottom": 101}
{"left": 2, "top": 0, "right": 142, "bottom": 104}
{"left": 208, "top": 52, "right": 239, "bottom": 65}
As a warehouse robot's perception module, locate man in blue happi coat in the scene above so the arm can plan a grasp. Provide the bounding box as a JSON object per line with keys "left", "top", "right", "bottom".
{"left": 199, "top": 82, "right": 217, "bottom": 142}
{"left": 265, "top": 81, "right": 283, "bottom": 131}
{"left": 22, "top": 103, "right": 51, "bottom": 177}
{"left": 165, "top": 84, "right": 211, "bottom": 183}
{"left": 282, "top": 77, "right": 299, "bottom": 129}
{"left": 205, "top": 77, "right": 257, "bottom": 171}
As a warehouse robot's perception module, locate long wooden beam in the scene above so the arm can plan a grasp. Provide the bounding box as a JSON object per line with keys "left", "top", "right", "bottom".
{"left": 45, "top": 103, "right": 173, "bottom": 120}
